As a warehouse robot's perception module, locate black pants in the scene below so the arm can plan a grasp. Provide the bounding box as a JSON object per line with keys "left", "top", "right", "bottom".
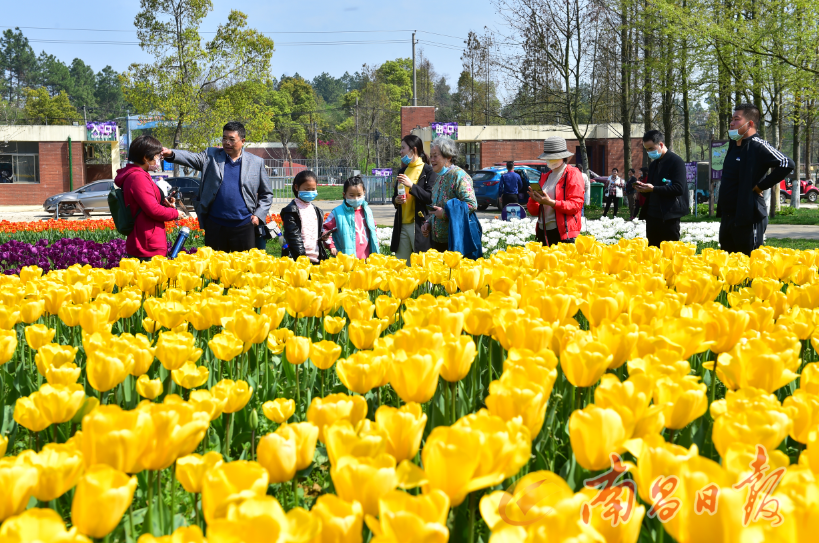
{"left": 719, "top": 215, "right": 767, "bottom": 256}
{"left": 645, "top": 217, "right": 681, "bottom": 247}
{"left": 537, "top": 225, "right": 575, "bottom": 247}
{"left": 205, "top": 217, "right": 255, "bottom": 252}
{"left": 431, "top": 239, "right": 448, "bottom": 252}
{"left": 603, "top": 194, "right": 620, "bottom": 217}
{"left": 499, "top": 193, "right": 519, "bottom": 208}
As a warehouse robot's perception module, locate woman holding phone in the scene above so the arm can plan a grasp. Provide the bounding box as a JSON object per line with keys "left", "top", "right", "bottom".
{"left": 526, "top": 137, "right": 584, "bottom": 246}
{"left": 391, "top": 135, "right": 436, "bottom": 264}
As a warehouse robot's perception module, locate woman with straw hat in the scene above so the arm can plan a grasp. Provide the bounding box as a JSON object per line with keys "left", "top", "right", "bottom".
{"left": 526, "top": 136, "right": 585, "bottom": 246}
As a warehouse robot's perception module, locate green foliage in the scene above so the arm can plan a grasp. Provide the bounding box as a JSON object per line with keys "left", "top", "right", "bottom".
{"left": 22, "top": 87, "right": 79, "bottom": 124}
{"left": 123, "top": 0, "right": 276, "bottom": 149}
{"left": 69, "top": 58, "right": 97, "bottom": 110}
{"left": 777, "top": 205, "right": 796, "bottom": 216}
{"left": 0, "top": 28, "right": 38, "bottom": 107}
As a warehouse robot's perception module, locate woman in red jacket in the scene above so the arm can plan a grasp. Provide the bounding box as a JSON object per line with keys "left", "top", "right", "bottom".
{"left": 527, "top": 136, "right": 585, "bottom": 245}
{"left": 114, "top": 135, "right": 179, "bottom": 259}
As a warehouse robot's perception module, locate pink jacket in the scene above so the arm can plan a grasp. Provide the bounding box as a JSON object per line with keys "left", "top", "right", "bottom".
{"left": 115, "top": 165, "right": 179, "bottom": 257}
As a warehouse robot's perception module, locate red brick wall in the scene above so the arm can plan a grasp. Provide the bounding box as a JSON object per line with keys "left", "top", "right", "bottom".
{"left": 86, "top": 164, "right": 113, "bottom": 183}
{"left": 0, "top": 141, "right": 85, "bottom": 205}
{"left": 479, "top": 140, "right": 544, "bottom": 168}
{"left": 603, "top": 138, "right": 645, "bottom": 176}
{"left": 401, "top": 107, "right": 436, "bottom": 137}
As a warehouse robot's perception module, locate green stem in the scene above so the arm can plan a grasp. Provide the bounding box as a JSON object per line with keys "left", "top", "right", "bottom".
{"left": 156, "top": 469, "right": 163, "bottom": 535}
{"left": 128, "top": 504, "right": 135, "bottom": 542}
{"left": 450, "top": 381, "right": 457, "bottom": 425}
{"left": 170, "top": 465, "right": 176, "bottom": 534}
{"left": 224, "top": 413, "right": 234, "bottom": 460}
{"left": 321, "top": 368, "right": 325, "bottom": 398}
{"left": 292, "top": 476, "right": 299, "bottom": 510}
{"left": 575, "top": 386, "right": 583, "bottom": 412}
{"left": 146, "top": 471, "right": 155, "bottom": 536}
{"left": 295, "top": 365, "right": 301, "bottom": 421}
{"left": 467, "top": 492, "right": 477, "bottom": 543}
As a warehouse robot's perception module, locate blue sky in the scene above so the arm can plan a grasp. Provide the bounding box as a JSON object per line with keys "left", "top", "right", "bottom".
{"left": 6, "top": 0, "right": 492, "bottom": 86}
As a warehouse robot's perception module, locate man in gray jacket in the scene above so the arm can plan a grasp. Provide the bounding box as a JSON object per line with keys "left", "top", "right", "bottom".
{"left": 161, "top": 121, "right": 273, "bottom": 252}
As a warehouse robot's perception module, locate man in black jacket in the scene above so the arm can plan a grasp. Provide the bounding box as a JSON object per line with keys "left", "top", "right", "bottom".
{"left": 635, "top": 130, "right": 689, "bottom": 247}
{"left": 718, "top": 103, "right": 794, "bottom": 255}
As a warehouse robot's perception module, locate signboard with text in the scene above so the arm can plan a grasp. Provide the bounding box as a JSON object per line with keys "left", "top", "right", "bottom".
{"left": 371, "top": 168, "right": 393, "bottom": 177}
{"left": 431, "top": 122, "right": 458, "bottom": 140}
{"left": 710, "top": 140, "right": 729, "bottom": 180}
{"left": 86, "top": 121, "right": 118, "bottom": 142}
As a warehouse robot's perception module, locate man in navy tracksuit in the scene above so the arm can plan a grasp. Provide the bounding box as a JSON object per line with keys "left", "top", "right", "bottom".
{"left": 498, "top": 161, "right": 524, "bottom": 209}
{"left": 718, "top": 103, "right": 794, "bottom": 255}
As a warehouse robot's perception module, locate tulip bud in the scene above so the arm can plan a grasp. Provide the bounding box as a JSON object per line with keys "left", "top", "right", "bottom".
{"left": 249, "top": 408, "right": 259, "bottom": 431}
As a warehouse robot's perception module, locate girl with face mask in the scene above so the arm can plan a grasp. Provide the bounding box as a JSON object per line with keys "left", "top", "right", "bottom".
{"left": 322, "top": 176, "right": 379, "bottom": 258}
{"left": 280, "top": 170, "right": 328, "bottom": 263}
{"left": 391, "top": 135, "right": 436, "bottom": 264}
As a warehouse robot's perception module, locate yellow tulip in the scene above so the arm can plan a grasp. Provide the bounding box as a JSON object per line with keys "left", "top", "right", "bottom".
{"left": 286, "top": 287, "right": 321, "bottom": 318}
{"left": 454, "top": 265, "right": 484, "bottom": 292}
{"left": 307, "top": 393, "right": 368, "bottom": 442}
{"left": 336, "top": 351, "right": 389, "bottom": 394}
{"left": 348, "top": 320, "right": 384, "bottom": 350}
{"left": 783, "top": 389, "right": 819, "bottom": 444}
{"left": 422, "top": 410, "right": 531, "bottom": 506}
{"left": 71, "top": 464, "right": 137, "bottom": 539}
{"left": 569, "top": 404, "right": 627, "bottom": 470}
{"left": 440, "top": 335, "right": 477, "bottom": 382}
{"left": 428, "top": 306, "right": 465, "bottom": 338}
{"left": 14, "top": 395, "right": 50, "bottom": 432}
{"left": 802, "top": 362, "right": 819, "bottom": 395}
{"left": 654, "top": 376, "right": 708, "bottom": 430}
{"left": 594, "top": 373, "right": 662, "bottom": 440}
{"left": 366, "top": 489, "right": 450, "bottom": 543}
{"left": 285, "top": 336, "right": 311, "bottom": 365}
{"left": 330, "top": 454, "right": 398, "bottom": 516}
{"left": 20, "top": 298, "right": 45, "bottom": 324}
{"left": 594, "top": 320, "right": 638, "bottom": 369}
{"left": 79, "top": 404, "right": 154, "bottom": 473}
{"left": 201, "top": 460, "right": 270, "bottom": 524}
{"left": 560, "top": 336, "right": 613, "bottom": 388}
{"left": 261, "top": 303, "right": 287, "bottom": 329}
{"left": 375, "top": 402, "right": 427, "bottom": 463}
{"left": 142, "top": 317, "right": 158, "bottom": 333}
{"left": 325, "top": 419, "right": 387, "bottom": 465}
{"left": 389, "top": 349, "right": 444, "bottom": 404}
{"left": 463, "top": 307, "right": 493, "bottom": 336}
{"left": 0, "top": 435, "right": 6, "bottom": 457}
{"left": 223, "top": 308, "right": 271, "bottom": 350}
{"left": 86, "top": 346, "right": 134, "bottom": 392}
{"left": 702, "top": 304, "right": 750, "bottom": 353}
{"left": 117, "top": 333, "right": 154, "bottom": 376}
{"left": 485, "top": 369, "right": 550, "bottom": 436}
{"left": 211, "top": 379, "right": 253, "bottom": 413}
{"left": 0, "top": 305, "right": 21, "bottom": 330}
{"left": 136, "top": 374, "right": 163, "bottom": 400}
{"left": 137, "top": 399, "right": 210, "bottom": 471}
{"left": 257, "top": 426, "right": 298, "bottom": 483}
{"left": 156, "top": 331, "right": 199, "bottom": 370}
{"left": 24, "top": 323, "right": 55, "bottom": 350}
{"left": 0, "top": 456, "right": 40, "bottom": 522}
{"left": 176, "top": 452, "right": 224, "bottom": 493}
{"left": 310, "top": 494, "right": 363, "bottom": 543}
{"left": 209, "top": 331, "right": 244, "bottom": 361}
{"left": 35, "top": 343, "right": 79, "bottom": 384}
{"left": 20, "top": 443, "right": 84, "bottom": 502}
{"left": 388, "top": 276, "right": 419, "bottom": 300}
{"left": 710, "top": 389, "right": 792, "bottom": 458}
{"left": 32, "top": 383, "right": 86, "bottom": 424}
{"left": 137, "top": 526, "right": 206, "bottom": 543}
{"left": 375, "top": 295, "right": 401, "bottom": 320}
{"left": 708, "top": 333, "right": 800, "bottom": 393}
{"left": 323, "top": 315, "right": 347, "bottom": 335}
{"left": 0, "top": 507, "right": 91, "bottom": 542}
{"left": 77, "top": 302, "right": 110, "bottom": 333}
{"left": 288, "top": 422, "right": 319, "bottom": 471}
{"left": 310, "top": 340, "right": 342, "bottom": 370}
{"left": 189, "top": 389, "right": 226, "bottom": 422}
{"left": 0, "top": 329, "right": 17, "bottom": 366}
{"left": 262, "top": 398, "right": 296, "bottom": 423}
{"left": 154, "top": 301, "right": 188, "bottom": 330}
{"left": 172, "top": 362, "right": 209, "bottom": 389}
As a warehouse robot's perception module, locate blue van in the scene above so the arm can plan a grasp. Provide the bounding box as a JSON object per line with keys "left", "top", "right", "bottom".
{"left": 473, "top": 166, "right": 542, "bottom": 210}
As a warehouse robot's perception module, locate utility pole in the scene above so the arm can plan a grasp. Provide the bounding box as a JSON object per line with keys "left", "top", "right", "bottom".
{"left": 82, "top": 106, "right": 87, "bottom": 125}
{"left": 375, "top": 130, "right": 381, "bottom": 169}
{"left": 355, "top": 97, "right": 359, "bottom": 171}
{"left": 126, "top": 110, "right": 132, "bottom": 160}
{"left": 314, "top": 121, "right": 319, "bottom": 178}
{"left": 412, "top": 31, "right": 417, "bottom": 106}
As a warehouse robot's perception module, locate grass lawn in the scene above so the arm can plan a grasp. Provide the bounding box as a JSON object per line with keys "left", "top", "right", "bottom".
{"left": 680, "top": 206, "right": 819, "bottom": 225}
{"left": 764, "top": 238, "right": 819, "bottom": 250}
{"left": 316, "top": 185, "right": 344, "bottom": 201}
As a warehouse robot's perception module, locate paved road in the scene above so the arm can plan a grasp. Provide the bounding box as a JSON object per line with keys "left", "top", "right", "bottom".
{"left": 765, "top": 225, "right": 819, "bottom": 240}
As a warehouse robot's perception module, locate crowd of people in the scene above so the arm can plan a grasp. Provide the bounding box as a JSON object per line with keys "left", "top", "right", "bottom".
{"left": 114, "top": 102, "right": 794, "bottom": 263}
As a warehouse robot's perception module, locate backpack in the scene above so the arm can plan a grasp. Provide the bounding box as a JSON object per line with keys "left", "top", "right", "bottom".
{"left": 108, "top": 185, "right": 140, "bottom": 235}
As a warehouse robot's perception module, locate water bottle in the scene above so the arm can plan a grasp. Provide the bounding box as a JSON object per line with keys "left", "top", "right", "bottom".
{"left": 168, "top": 226, "right": 190, "bottom": 259}
{"left": 269, "top": 224, "right": 289, "bottom": 252}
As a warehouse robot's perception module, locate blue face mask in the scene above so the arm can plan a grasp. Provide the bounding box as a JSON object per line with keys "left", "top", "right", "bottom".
{"left": 647, "top": 149, "right": 662, "bottom": 160}
{"left": 346, "top": 197, "right": 365, "bottom": 208}
{"left": 401, "top": 154, "right": 412, "bottom": 165}
{"left": 436, "top": 165, "right": 449, "bottom": 175}
{"left": 298, "top": 191, "right": 317, "bottom": 202}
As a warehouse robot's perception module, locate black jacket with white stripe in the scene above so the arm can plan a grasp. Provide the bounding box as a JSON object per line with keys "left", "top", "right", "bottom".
{"left": 717, "top": 134, "right": 794, "bottom": 226}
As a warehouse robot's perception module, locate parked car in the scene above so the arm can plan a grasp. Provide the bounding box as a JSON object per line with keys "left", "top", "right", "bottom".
{"left": 779, "top": 178, "right": 819, "bottom": 203}
{"left": 474, "top": 166, "right": 542, "bottom": 210}
{"left": 165, "top": 176, "right": 200, "bottom": 210}
{"left": 43, "top": 180, "right": 115, "bottom": 214}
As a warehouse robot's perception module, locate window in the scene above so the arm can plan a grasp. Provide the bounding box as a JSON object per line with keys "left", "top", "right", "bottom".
{"left": 0, "top": 142, "right": 40, "bottom": 184}
{"left": 472, "top": 171, "right": 497, "bottom": 183}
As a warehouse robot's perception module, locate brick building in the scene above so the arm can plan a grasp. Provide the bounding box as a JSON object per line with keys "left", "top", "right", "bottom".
{"left": 0, "top": 125, "right": 119, "bottom": 205}
{"left": 401, "top": 108, "right": 645, "bottom": 175}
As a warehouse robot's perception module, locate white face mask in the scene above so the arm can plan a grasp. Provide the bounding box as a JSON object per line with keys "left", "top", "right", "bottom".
{"left": 546, "top": 159, "right": 564, "bottom": 170}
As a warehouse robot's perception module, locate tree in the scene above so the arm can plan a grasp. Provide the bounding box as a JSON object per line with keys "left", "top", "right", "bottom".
{"left": 0, "top": 28, "right": 37, "bottom": 108}
{"left": 311, "top": 72, "right": 346, "bottom": 105}
{"left": 22, "top": 87, "right": 79, "bottom": 124}
{"left": 123, "top": 0, "right": 275, "bottom": 162}
{"left": 69, "top": 58, "right": 97, "bottom": 113}
{"left": 95, "top": 66, "right": 127, "bottom": 120}
{"left": 36, "top": 53, "right": 72, "bottom": 96}
{"left": 270, "top": 76, "right": 317, "bottom": 165}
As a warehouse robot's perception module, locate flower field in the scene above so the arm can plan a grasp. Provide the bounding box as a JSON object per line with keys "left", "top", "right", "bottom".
{"left": 0, "top": 239, "right": 818, "bottom": 542}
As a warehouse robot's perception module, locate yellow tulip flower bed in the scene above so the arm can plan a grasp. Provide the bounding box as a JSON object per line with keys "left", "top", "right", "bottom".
{"left": 1, "top": 236, "right": 819, "bottom": 542}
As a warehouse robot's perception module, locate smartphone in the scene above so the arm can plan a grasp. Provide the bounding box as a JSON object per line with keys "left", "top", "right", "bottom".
{"left": 321, "top": 227, "right": 338, "bottom": 239}
{"left": 529, "top": 182, "right": 544, "bottom": 194}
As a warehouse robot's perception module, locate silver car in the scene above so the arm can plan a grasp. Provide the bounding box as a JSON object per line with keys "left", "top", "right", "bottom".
{"left": 43, "top": 180, "right": 115, "bottom": 214}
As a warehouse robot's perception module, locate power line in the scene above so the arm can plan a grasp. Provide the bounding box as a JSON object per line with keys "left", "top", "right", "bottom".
{"left": 2, "top": 25, "right": 420, "bottom": 35}
{"left": 26, "top": 38, "right": 418, "bottom": 47}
